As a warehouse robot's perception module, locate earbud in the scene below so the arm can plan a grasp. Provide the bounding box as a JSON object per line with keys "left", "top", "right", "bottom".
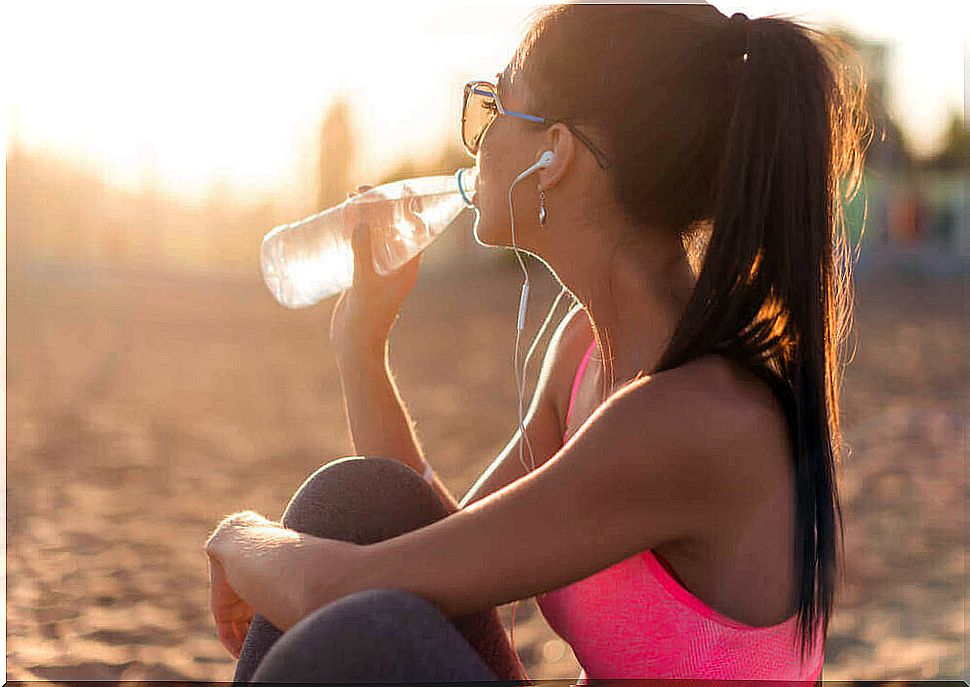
{"left": 509, "top": 149, "right": 555, "bottom": 333}
{"left": 512, "top": 150, "right": 555, "bottom": 184}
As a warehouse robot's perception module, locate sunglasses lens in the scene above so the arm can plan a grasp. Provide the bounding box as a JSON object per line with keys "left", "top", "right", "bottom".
{"left": 462, "top": 83, "right": 498, "bottom": 154}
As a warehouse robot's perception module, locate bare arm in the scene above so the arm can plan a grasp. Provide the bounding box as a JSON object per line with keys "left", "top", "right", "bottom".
{"left": 307, "top": 362, "right": 740, "bottom": 620}
{"left": 335, "top": 339, "right": 461, "bottom": 514}
{"left": 209, "top": 303, "right": 590, "bottom": 633}
{"left": 459, "top": 301, "right": 588, "bottom": 509}
{"left": 336, "top": 299, "right": 588, "bottom": 517}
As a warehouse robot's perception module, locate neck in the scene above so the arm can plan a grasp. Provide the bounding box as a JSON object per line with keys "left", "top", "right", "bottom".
{"left": 554, "top": 222, "right": 697, "bottom": 397}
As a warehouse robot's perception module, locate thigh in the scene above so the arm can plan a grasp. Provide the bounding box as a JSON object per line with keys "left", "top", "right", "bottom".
{"left": 251, "top": 588, "right": 501, "bottom": 683}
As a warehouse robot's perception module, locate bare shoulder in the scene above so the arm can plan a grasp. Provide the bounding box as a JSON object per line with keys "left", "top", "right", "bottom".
{"left": 691, "top": 354, "right": 789, "bottom": 435}
{"left": 621, "top": 354, "right": 791, "bottom": 489}
{"left": 663, "top": 354, "right": 793, "bottom": 490}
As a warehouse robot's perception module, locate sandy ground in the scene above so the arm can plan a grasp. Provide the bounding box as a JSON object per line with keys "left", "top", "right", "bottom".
{"left": 6, "top": 254, "right": 966, "bottom": 681}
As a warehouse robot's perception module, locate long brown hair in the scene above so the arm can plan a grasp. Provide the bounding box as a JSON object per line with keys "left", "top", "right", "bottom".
{"left": 512, "top": 3, "right": 871, "bottom": 663}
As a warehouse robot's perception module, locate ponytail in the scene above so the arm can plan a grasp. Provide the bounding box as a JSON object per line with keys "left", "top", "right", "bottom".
{"left": 515, "top": 4, "right": 872, "bottom": 665}
{"left": 652, "top": 15, "right": 871, "bottom": 663}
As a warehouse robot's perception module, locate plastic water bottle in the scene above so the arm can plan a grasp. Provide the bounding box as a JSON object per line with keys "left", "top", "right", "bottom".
{"left": 260, "top": 166, "right": 478, "bottom": 308}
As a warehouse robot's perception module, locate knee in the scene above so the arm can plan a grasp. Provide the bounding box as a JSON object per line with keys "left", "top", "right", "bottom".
{"left": 279, "top": 456, "right": 448, "bottom": 544}
{"left": 311, "top": 455, "right": 423, "bottom": 489}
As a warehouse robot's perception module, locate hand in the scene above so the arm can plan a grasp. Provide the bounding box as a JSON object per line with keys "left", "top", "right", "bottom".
{"left": 205, "top": 511, "right": 365, "bottom": 634}
{"left": 208, "top": 550, "right": 254, "bottom": 658}
{"left": 204, "top": 510, "right": 272, "bottom": 657}
{"left": 329, "top": 184, "right": 425, "bottom": 353}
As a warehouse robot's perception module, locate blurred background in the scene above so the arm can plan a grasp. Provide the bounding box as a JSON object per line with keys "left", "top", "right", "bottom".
{"left": 5, "top": 0, "right": 967, "bottom": 682}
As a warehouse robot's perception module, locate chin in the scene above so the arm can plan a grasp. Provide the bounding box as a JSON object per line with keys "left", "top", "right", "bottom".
{"left": 471, "top": 191, "right": 536, "bottom": 251}
{"left": 471, "top": 211, "right": 510, "bottom": 248}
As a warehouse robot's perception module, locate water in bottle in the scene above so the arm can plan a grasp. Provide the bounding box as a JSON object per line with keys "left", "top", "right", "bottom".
{"left": 261, "top": 167, "right": 478, "bottom": 308}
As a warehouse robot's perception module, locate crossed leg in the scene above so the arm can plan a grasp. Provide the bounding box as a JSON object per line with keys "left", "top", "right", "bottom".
{"left": 231, "top": 456, "right": 526, "bottom": 683}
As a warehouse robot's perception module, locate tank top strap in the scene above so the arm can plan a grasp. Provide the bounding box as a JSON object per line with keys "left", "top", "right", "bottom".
{"left": 565, "top": 339, "right": 597, "bottom": 433}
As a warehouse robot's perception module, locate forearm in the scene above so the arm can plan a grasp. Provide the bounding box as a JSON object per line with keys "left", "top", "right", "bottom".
{"left": 336, "top": 340, "right": 424, "bottom": 466}
{"left": 335, "top": 341, "right": 460, "bottom": 514}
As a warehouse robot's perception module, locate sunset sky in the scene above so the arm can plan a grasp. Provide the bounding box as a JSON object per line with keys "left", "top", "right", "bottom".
{"left": 5, "top": 1, "right": 967, "bottom": 201}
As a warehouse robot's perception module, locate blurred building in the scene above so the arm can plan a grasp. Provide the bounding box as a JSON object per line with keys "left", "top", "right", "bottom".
{"left": 829, "top": 26, "right": 968, "bottom": 279}
{"left": 6, "top": 142, "right": 295, "bottom": 278}
{"left": 8, "top": 25, "right": 963, "bottom": 283}
{"left": 829, "top": 26, "right": 911, "bottom": 173}
{"left": 317, "top": 97, "right": 357, "bottom": 211}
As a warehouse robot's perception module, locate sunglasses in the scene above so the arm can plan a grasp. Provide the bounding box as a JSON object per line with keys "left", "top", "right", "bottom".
{"left": 460, "top": 79, "right": 610, "bottom": 170}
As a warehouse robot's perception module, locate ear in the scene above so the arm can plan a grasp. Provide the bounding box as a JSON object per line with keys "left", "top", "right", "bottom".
{"left": 537, "top": 122, "right": 575, "bottom": 191}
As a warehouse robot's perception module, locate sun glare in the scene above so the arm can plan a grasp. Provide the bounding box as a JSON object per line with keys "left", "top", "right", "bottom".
{"left": 5, "top": 1, "right": 964, "bottom": 201}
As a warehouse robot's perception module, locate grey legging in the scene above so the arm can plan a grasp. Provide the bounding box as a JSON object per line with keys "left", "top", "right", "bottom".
{"left": 231, "top": 456, "right": 527, "bottom": 683}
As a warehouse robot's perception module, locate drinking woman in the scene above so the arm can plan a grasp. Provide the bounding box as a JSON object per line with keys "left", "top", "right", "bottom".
{"left": 206, "top": 3, "right": 869, "bottom": 682}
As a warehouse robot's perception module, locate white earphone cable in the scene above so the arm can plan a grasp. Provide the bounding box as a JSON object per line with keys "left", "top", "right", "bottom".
{"left": 508, "top": 167, "right": 571, "bottom": 473}
{"left": 505, "top": 154, "right": 561, "bottom": 685}
{"left": 519, "top": 286, "right": 570, "bottom": 470}
{"left": 508, "top": 176, "right": 533, "bottom": 475}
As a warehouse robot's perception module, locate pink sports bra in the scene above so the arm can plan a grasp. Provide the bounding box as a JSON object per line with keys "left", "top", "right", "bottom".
{"left": 532, "top": 338, "right": 825, "bottom": 682}
{"left": 563, "top": 339, "right": 599, "bottom": 438}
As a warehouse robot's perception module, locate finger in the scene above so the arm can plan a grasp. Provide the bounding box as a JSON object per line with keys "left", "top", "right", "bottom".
{"left": 403, "top": 194, "right": 429, "bottom": 240}
{"left": 218, "top": 623, "right": 237, "bottom": 656}
{"left": 347, "top": 183, "right": 373, "bottom": 199}
{"left": 349, "top": 221, "right": 374, "bottom": 283}
{"left": 239, "top": 621, "right": 252, "bottom": 647}
{"left": 402, "top": 185, "right": 427, "bottom": 221}
{"left": 233, "top": 621, "right": 247, "bottom": 650}
{"left": 402, "top": 191, "right": 422, "bottom": 220}
{"left": 218, "top": 618, "right": 245, "bottom": 657}
{"left": 400, "top": 243, "right": 425, "bottom": 275}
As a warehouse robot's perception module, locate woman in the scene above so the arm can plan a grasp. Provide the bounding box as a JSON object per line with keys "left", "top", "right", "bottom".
{"left": 205, "top": 3, "right": 870, "bottom": 682}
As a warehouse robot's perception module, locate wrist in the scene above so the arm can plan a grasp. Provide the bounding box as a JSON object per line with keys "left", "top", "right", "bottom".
{"left": 335, "top": 334, "right": 388, "bottom": 366}
{"left": 332, "top": 299, "right": 393, "bottom": 354}
{"left": 303, "top": 538, "right": 375, "bottom": 618}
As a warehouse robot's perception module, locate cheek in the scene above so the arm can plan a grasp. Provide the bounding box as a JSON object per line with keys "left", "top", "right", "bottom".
{"left": 474, "top": 157, "right": 501, "bottom": 222}
{"left": 473, "top": 133, "right": 521, "bottom": 242}
{"left": 484, "top": 175, "right": 513, "bottom": 216}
